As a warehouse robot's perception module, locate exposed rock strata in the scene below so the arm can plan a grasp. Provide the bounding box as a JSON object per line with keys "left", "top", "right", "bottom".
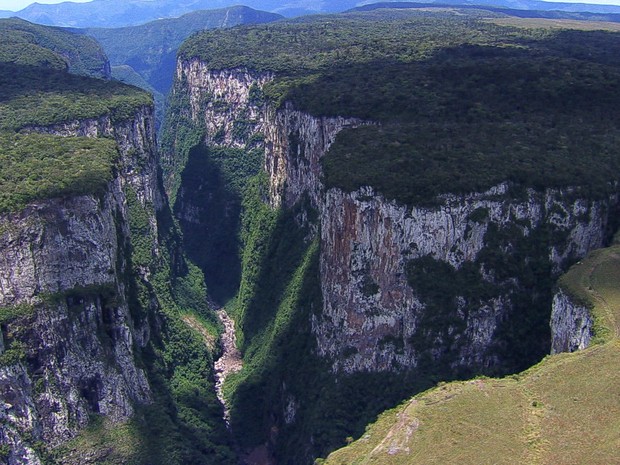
{"left": 550, "top": 289, "right": 593, "bottom": 354}
{"left": 177, "top": 60, "right": 273, "bottom": 148}
{"left": 0, "top": 107, "right": 162, "bottom": 463}
{"left": 315, "top": 185, "right": 613, "bottom": 372}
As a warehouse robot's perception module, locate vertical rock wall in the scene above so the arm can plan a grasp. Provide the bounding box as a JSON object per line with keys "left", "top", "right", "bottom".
{"left": 550, "top": 289, "right": 593, "bottom": 354}
{"left": 0, "top": 107, "right": 163, "bottom": 462}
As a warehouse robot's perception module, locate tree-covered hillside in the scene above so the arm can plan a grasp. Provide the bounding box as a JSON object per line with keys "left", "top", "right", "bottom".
{"left": 181, "top": 9, "right": 620, "bottom": 206}
{"left": 12, "top": 0, "right": 338, "bottom": 27}
{"left": 0, "top": 63, "right": 151, "bottom": 131}
{"left": 0, "top": 17, "right": 110, "bottom": 78}
{"left": 0, "top": 60, "right": 150, "bottom": 211}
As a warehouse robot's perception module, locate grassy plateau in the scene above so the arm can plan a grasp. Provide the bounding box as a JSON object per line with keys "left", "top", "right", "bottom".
{"left": 323, "top": 241, "right": 620, "bottom": 465}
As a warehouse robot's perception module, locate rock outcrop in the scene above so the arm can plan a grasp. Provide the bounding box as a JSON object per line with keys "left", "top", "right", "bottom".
{"left": 264, "top": 102, "right": 366, "bottom": 209}
{"left": 550, "top": 288, "right": 593, "bottom": 354}
{"left": 0, "top": 106, "right": 162, "bottom": 463}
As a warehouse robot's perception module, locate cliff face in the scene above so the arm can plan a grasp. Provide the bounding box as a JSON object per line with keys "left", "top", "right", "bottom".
{"left": 0, "top": 107, "right": 161, "bottom": 463}
{"left": 179, "top": 60, "right": 273, "bottom": 147}
{"left": 264, "top": 102, "right": 366, "bottom": 209}
{"left": 315, "top": 185, "right": 612, "bottom": 373}
{"left": 169, "top": 58, "right": 620, "bottom": 463}
{"left": 550, "top": 289, "right": 593, "bottom": 354}
{"left": 169, "top": 61, "right": 365, "bottom": 208}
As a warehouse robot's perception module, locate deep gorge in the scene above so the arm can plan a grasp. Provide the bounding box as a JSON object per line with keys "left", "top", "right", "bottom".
{"left": 3, "top": 7, "right": 620, "bottom": 465}
{"left": 161, "top": 17, "right": 620, "bottom": 463}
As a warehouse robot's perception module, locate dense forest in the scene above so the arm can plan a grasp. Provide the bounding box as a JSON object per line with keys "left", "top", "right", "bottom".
{"left": 181, "top": 12, "right": 620, "bottom": 205}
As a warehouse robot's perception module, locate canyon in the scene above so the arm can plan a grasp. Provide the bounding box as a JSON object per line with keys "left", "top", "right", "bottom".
{"left": 3, "top": 8, "right": 620, "bottom": 465}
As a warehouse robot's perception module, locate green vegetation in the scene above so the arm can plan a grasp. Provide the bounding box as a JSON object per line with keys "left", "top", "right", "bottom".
{"left": 0, "top": 132, "right": 118, "bottom": 213}
{"left": 179, "top": 11, "right": 507, "bottom": 77}
{"left": 0, "top": 303, "right": 34, "bottom": 324}
{"left": 174, "top": 144, "right": 263, "bottom": 304}
{"left": 557, "top": 241, "right": 620, "bottom": 344}
{"left": 0, "top": 63, "right": 152, "bottom": 131}
{"left": 0, "top": 20, "right": 150, "bottom": 217}
{"left": 159, "top": 75, "right": 204, "bottom": 203}
{"left": 219, "top": 183, "right": 436, "bottom": 462}
{"left": 0, "top": 17, "right": 109, "bottom": 78}
{"left": 0, "top": 23, "right": 232, "bottom": 462}
{"left": 55, "top": 416, "right": 149, "bottom": 465}
{"left": 111, "top": 65, "right": 166, "bottom": 125}
{"left": 0, "top": 342, "right": 27, "bottom": 367}
{"left": 117, "top": 166, "right": 235, "bottom": 464}
{"left": 181, "top": 11, "right": 620, "bottom": 205}
{"left": 323, "top": 242, "right": 620, "bottom": 465}
{"left": 83, "top": 6, "right": 281, "bottom": 128}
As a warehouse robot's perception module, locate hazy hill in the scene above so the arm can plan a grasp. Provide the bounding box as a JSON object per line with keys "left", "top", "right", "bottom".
{"left": 82, "top": 6, "right": 282, "bottom": 96}
{"left": 12, "top": 0, "right": 349, "bottom": 27}
{"left": 0, "top": 17, "right": 110, "bottom": 78}
{"left": 10, "top": 0, "right": 620, "bottom": 27}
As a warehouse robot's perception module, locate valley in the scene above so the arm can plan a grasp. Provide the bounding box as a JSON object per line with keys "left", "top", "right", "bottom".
{"left": 1, "top": 2, "right": 620, "bottom": 464}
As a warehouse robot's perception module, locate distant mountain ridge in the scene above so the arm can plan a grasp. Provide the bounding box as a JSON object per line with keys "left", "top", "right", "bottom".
{"left": 351, "top": 1, "right": 620, "bottom": 21}
{"left": 81, "top": 6, "right": 282, "bottom": 95}
{"left": 7, "top": 0, "right": 620, "bottom": 27}
{"left": 9, "top": 0, "right": 350, "bottom": 27}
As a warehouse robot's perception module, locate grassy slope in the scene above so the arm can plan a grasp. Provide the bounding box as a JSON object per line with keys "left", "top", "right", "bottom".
{"left": 323, "top": 243, "right": 620, "bottom": 465}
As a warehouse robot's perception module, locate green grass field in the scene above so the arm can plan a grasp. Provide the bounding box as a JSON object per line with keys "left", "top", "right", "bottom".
{"left": 324, "top": 243, "right": 620, "bottom": 465}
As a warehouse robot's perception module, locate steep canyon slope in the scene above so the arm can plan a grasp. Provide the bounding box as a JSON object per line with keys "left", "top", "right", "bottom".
{"left": 165, "top": 9, "right": 620, "bottom": 464}
{"left": 0, "top": 30, "right": 234, "bottom": 465}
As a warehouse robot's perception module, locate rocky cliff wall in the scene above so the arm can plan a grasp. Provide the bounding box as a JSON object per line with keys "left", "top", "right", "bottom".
{"left": 264, "top": 103, "right": 366, "bottom": 209}
{"left": 550, "top": 288, "right": 593, "bottom": 354}
{"left": 170, "top": 61, "right": 366, "bottom": 209}
{"left": 177, "top": 60, "right": 273, "bottom": 148}
{"left": 315, "top": 185, "right": 613, "bottom": 373}
{"left": 172, "top": 59, "right": 619, "bottom": 377}
{"left": 0, "top": 108, "right": 162, "bottom": 463}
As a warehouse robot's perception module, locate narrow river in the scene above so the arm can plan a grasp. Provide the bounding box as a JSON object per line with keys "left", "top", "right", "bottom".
{"left": 214, "top": 309, "right": 243, "bottom": 427}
